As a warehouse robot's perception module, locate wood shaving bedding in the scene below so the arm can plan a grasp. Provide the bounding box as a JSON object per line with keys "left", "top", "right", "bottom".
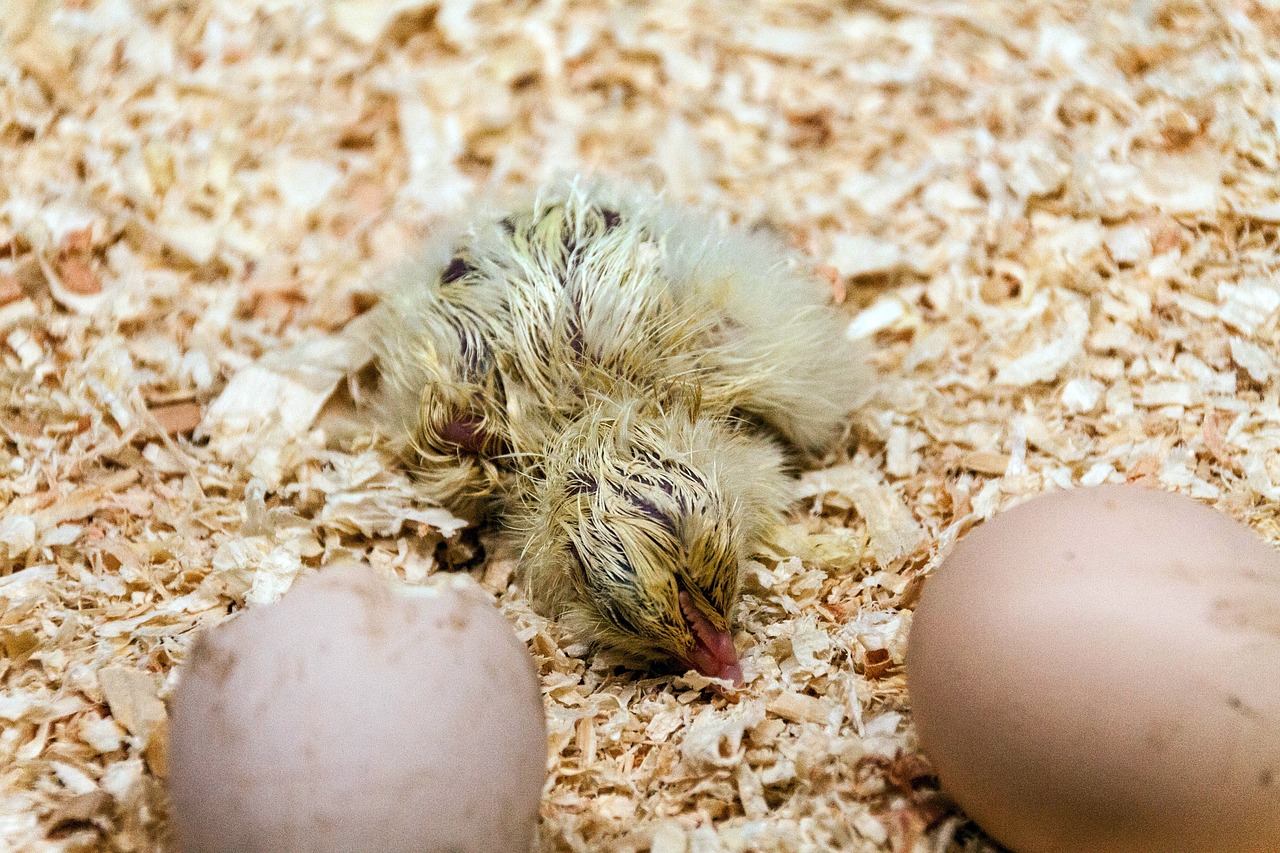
{"left": 1, "top": 1, "right": 1277, "bottom": 851}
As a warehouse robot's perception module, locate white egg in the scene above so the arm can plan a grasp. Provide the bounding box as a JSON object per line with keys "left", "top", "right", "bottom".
{"left": 168, "top": 562, "right": 546, "bottom": 853}
{"left": 908, "top": 485, "right": 1280, "bottom": 853}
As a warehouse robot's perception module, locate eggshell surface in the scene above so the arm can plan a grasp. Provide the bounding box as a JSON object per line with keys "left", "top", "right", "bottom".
{"left": 907, "top": 485, "right": 1280, "bottom": 853}
{"left": 168, "top": 562, "right": 547, "bottom": 853}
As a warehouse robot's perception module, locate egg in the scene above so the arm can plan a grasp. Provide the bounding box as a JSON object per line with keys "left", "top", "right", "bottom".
{"left": 907, "top": 485, "right": 1280, "bottom": 853}
{"left": 168, "top": 562, "right": 547, "bottom": 853}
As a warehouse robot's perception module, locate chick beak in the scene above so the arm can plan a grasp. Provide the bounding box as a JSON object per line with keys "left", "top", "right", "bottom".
{"left": 677, "top": 590, "right": 744, "bottom": 685}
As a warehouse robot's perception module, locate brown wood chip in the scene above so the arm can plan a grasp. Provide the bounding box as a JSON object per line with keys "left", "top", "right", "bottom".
{"left": 0, "top": 273, "right": 23, "bottom": 306}
{"left": 56, "top": 256, "right": 102, "bottom": 295}
{"left": 44, "top": 790, "right": 114, "bottom": 838}
{"left": 148, "top": 401, "right": 203, "bottom": 435}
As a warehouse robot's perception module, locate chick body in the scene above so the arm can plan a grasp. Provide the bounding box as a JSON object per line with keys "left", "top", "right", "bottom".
{"left": 372, "top": 181, "right": 863, "bottom": 681}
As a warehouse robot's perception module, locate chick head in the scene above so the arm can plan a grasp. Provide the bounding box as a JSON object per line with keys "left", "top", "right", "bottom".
{"left": 517, "top": 398, "right": 789, "bottom": 684}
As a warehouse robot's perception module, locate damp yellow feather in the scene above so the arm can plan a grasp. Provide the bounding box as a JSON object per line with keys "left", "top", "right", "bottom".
{"left": 369, "top": 179, "right": 866, "bottom": 677}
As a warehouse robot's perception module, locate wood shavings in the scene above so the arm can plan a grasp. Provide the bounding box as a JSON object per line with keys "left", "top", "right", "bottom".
{"left": 328, "top": 0, "right": 435, "bottom": 45}
{"left": 765, "top": 692, "right": 829, "bottom": 726}
{"left": 829, "top": 234, "right": 910, "bottom": 280}
{"left": 3, "top": 1, "right": 1279, "bottom": 850}
{"left": 44, "top": 789, "right": 115, "bottom": 838}
{"left": 1218, "top": 279, "right": 1280, "bottom": 335}
{"left": 798, "top": 464, "right": 924, "bottom": 566}
{"left": 201, "top": 324, "right": 374, "bottom": 483}
{"left": 1061, "top": 377, "right": 1105, "bottom": 414}
{"left": 98, "top": 667, "right": 166, "bottom": 743}
{"left": 992, "top": 292, "right": 1090, "bottom": 388}
{"left": 681, "top": 703, "right": 764, "bottom": 770}
{"left": 1230, "top": 338, "right": 1279, "bottom": 384}
{"left": 147, "top": 401, "right": 202, "bottom": 436}
{"left": 846, "top": 296, "right": 912, "bottom": 341}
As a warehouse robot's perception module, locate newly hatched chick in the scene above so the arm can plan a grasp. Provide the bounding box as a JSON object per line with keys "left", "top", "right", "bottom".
{"left": 371, "top": 181, "right": 863, "bottom": 683}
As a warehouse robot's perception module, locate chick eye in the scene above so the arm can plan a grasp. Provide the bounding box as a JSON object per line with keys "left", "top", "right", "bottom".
{"left": 440, "top": 254, "right": 475, "bottom": 284}
{"left": 439, "top": 414, "right": 488, "bottom": 453}
{"left": 431, "top": 407, "right": 502, "bottom": 456}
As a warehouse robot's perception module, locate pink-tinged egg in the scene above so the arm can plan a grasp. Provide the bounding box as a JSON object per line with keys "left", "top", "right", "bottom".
{"left": 907, "top": 485, "right": 1280, "bottom": 853}
{"left": 168, "top": 562, "right": 546, "bottom": 853}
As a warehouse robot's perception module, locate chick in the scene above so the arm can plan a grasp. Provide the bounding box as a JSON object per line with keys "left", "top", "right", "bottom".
{"left": 515, "top": 394, "right": 790, "bottom": 682}
{"left": 370, "top": 180, "right": 863, "bottom": 683}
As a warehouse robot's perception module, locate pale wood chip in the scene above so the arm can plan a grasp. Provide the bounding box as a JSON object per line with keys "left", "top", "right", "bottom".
{"left": 958, "top": 451, "right": 1009, "bottom": 476}
{"left": 764, "top": 692, "right": 828, "bottom": 725}
{"left": 734, "top": 763, "right": 769, "bottom": 819}
{"left": 98, "top": 667, "right": 167, "bottom": 741}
